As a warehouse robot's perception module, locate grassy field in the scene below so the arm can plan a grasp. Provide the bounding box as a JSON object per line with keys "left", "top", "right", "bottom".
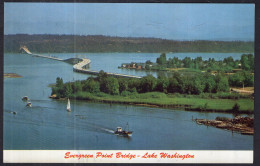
{"left": 70, "top": 92, "right": 254, "bottom": 114}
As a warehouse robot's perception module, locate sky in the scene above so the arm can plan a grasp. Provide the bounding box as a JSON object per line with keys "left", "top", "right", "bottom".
{"left": 4, "top": 3, "right": 255, "bottom": 41}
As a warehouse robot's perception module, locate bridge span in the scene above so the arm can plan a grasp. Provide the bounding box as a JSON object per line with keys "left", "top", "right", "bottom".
{"left": 73, "top": 60, "right": 142, "bottom": 79}
{"left": 20, "top": 46, "right": 142, "bottom": 79}
{"left": 20, "top": 46, "right": 63, "bottom": 61}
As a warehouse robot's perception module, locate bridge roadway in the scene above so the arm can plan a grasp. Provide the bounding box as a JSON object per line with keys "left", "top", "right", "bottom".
{"left": 20, "top": 46, "right": 63, "bottom": 61}
{"left": 73, "top": 58, "right": 142, "bottom": 79}
{"left": 21, "top": 46, "right": 142, "bottom": 79}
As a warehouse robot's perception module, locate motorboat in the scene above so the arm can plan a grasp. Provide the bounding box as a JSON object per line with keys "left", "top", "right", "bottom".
{"left": 26, "top": 102, "right": 32, "bottom": 107}
{"left": 22, "top": 96, "right": 29, "bottom": 101}
{"left": 114, "top": 123, "right": 133, "bottom": 137}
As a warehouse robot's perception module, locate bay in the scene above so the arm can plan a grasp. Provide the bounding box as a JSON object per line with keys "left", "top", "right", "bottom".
{"left": 4, "top": 52, "right": 253, "bottom": 150}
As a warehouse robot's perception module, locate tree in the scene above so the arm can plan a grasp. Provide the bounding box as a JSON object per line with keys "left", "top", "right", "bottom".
{"left": 145, "top": 64, "right": 152, "bottom": 70}
{"left": 118, "top": 78, "right": 128, "bottom": 93}
{"left": 64, "top": 83, "right": 73, "bottom": 97}
{"left": 241, "top": 54, "right": 250, "bottom": 70}
{"left": 56, "top": 77, "right": 64, "bottom": 89}
{"left": 167, "top": 78, "right": 179, "bottom": 93}
{"left": 215, "top": 75, "right": 229, "bottom": 92}
{"left": 224, "top": 56, "right": 235, "bottom": 67}
{"left": 97, "top": 70, "right": 108, "bottom": 81}
{"left": 229, "top": 72, "right": 244, "bottom": 87}
{"left": 183, "top": 57, "right": 192, "bottom": 68}
{"left": 242, "top": 71, "right": 254, "bottom": 87}
{"left": 248, "top": 54, "right": 254, "bottom": 71}
{"left": 156, "top": 53, "right": 167, "bottom": 65}
{"left": 82, "top": 78, "right": 100, "bottom": 93}
{"left": 139, "top": 75, "right": 157, "bottom": 93}
{"left": 229, "top": 71, "right": 254, "bottom": 87}
{"left": 193, "top": 77, "right": 204, "bottom": 94}
{"left": 204, "top": 76, "right": 216, "bottom": 93}
{"left": 128, "top": 78, "right": 140, "bottom": 92}
{"left": 100, "top": 77, "right": 119, "bottom": 95}
{"left": 155, "top": 76, "right": 169, "bottom": 93}
{"left": 72, "top": 81, "right": 82, "bottom": 93}
{"left": 181, "top": 76, "right": 203, "bottom": 95}
{"left": 145, "top": 60, "right": 153, "bottom": 64}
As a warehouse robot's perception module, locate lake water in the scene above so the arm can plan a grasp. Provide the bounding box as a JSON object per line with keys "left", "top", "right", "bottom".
{"left": 4, "top": 52, "right": 253, "bottom": 150}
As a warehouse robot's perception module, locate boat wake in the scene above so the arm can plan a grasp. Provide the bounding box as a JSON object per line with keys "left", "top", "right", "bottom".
{"left": 29, "top": 99, "right": 50, "bottom": 102}
{"left": 100, "top": 128, "right": 114, "bottom": 134}
{"left": 73, "top": 116, "right": 115, "bottom": 134}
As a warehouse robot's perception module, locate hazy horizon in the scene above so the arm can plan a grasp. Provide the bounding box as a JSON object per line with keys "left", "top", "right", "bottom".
{"left": 4, "top": 33, "right": 254, "bottom": 42}
{"left": 4, "top": 3, "right": 255, "bottom": 41}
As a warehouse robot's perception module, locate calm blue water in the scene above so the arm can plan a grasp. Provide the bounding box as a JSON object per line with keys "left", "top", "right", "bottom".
{"left": 4, "top": 53, "right": 253, "bottom": 150}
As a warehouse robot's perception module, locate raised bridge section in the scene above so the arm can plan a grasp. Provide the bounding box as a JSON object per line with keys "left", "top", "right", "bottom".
{"left": 20, "top": 46, "right": 63, "bottom": 61}
{"left": 20, "top": 46, "right": 142, "bottom": 79}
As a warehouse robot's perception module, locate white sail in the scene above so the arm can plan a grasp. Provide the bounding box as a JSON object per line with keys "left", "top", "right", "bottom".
{"left": 67, "top": 98, "right": 71, "bottom": 112}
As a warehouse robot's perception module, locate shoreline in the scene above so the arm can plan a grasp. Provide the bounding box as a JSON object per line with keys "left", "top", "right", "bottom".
{"left": 50, "top": 94, "right": 253, "bottom": 114}
{"left": 194, "top": 117, "right": 254, "bottom": 135}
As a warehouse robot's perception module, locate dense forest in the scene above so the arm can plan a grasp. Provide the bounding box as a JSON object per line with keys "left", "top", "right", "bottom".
{"left": 121, "top": 53, "right": 254, "bottom": 75}
{"left": 154, "top": 53, "right": 253, "bottom": 73}
{"left": 4, "top": 34, "right": 254, "bottom": 53}
{"left": 52, "top": 69, "right": 254, "bottom": 99}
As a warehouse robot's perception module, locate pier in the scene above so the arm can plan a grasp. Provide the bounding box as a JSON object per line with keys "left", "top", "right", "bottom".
{"left": 20, "top": 46, "right": 142, "bottom": 79}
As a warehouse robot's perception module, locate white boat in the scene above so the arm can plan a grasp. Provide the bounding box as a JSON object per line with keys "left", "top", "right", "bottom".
{"left": 114, "top": 123, "right": 133, "bottom": 137}
{"left": 67, "top": 98, "right": 71, "bottom": 112}
{"left": 26, "top": 102, "right": 32, "bottom": 107}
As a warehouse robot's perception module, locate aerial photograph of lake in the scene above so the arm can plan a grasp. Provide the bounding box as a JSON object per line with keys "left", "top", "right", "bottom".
{"left": 3, "top": 2, "right": 254, "bottom": 163}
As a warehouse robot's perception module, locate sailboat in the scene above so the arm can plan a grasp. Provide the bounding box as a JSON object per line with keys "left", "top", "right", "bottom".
{"left": 67, "top": 98, "right": 71, "bottom": 112}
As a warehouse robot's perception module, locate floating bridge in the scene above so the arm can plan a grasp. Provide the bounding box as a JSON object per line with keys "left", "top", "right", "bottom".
{"left": 20, "top": 46, "right": 142, "bottom": 79}
{"left": 20, "top": 46, "right": 63, "bottom": 61}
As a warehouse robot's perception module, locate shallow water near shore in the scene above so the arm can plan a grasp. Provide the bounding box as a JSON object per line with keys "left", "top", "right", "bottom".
{"left": 4, "top": 53, "right": 253, "bottom": 150}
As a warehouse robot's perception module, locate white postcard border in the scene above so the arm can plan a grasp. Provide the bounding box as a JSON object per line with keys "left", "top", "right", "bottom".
{"left": 3, "top": 150, "right": 253, "bottom": 163}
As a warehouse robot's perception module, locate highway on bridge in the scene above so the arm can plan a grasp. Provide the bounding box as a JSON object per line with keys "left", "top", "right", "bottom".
{"left": 20, "top": 46, "right": 142, "bottom": 79}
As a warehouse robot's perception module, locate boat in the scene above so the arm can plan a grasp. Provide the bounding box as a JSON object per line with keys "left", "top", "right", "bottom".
{"left": 22, "top": 96, "right": 29, "bottom": 101}
{"left": 114, "top": 123, "right": 133, "bottom": 137}
{"left": 26, "top": 102, "right": 32, "bottom": 107}
{"left": 67, "top": 98, "right": 71, "bottom": 112}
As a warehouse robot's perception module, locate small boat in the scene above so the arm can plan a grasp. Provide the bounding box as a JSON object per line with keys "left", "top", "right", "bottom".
{"left": 22, "top": 96, "right": 29, "bottom": 101}
{"left": 26, "top": 102, "right": 32, "bottom": 107}
{"left": 114, "top": 123, "right": 133, "bottom": 137}
{"left": 67, "top": 98, "right": 71, "bottom": 112}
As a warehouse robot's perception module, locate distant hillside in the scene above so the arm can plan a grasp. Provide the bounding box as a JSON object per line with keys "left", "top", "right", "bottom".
{"left": 4, "top": 34, "right": 254, "bottom": 53}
